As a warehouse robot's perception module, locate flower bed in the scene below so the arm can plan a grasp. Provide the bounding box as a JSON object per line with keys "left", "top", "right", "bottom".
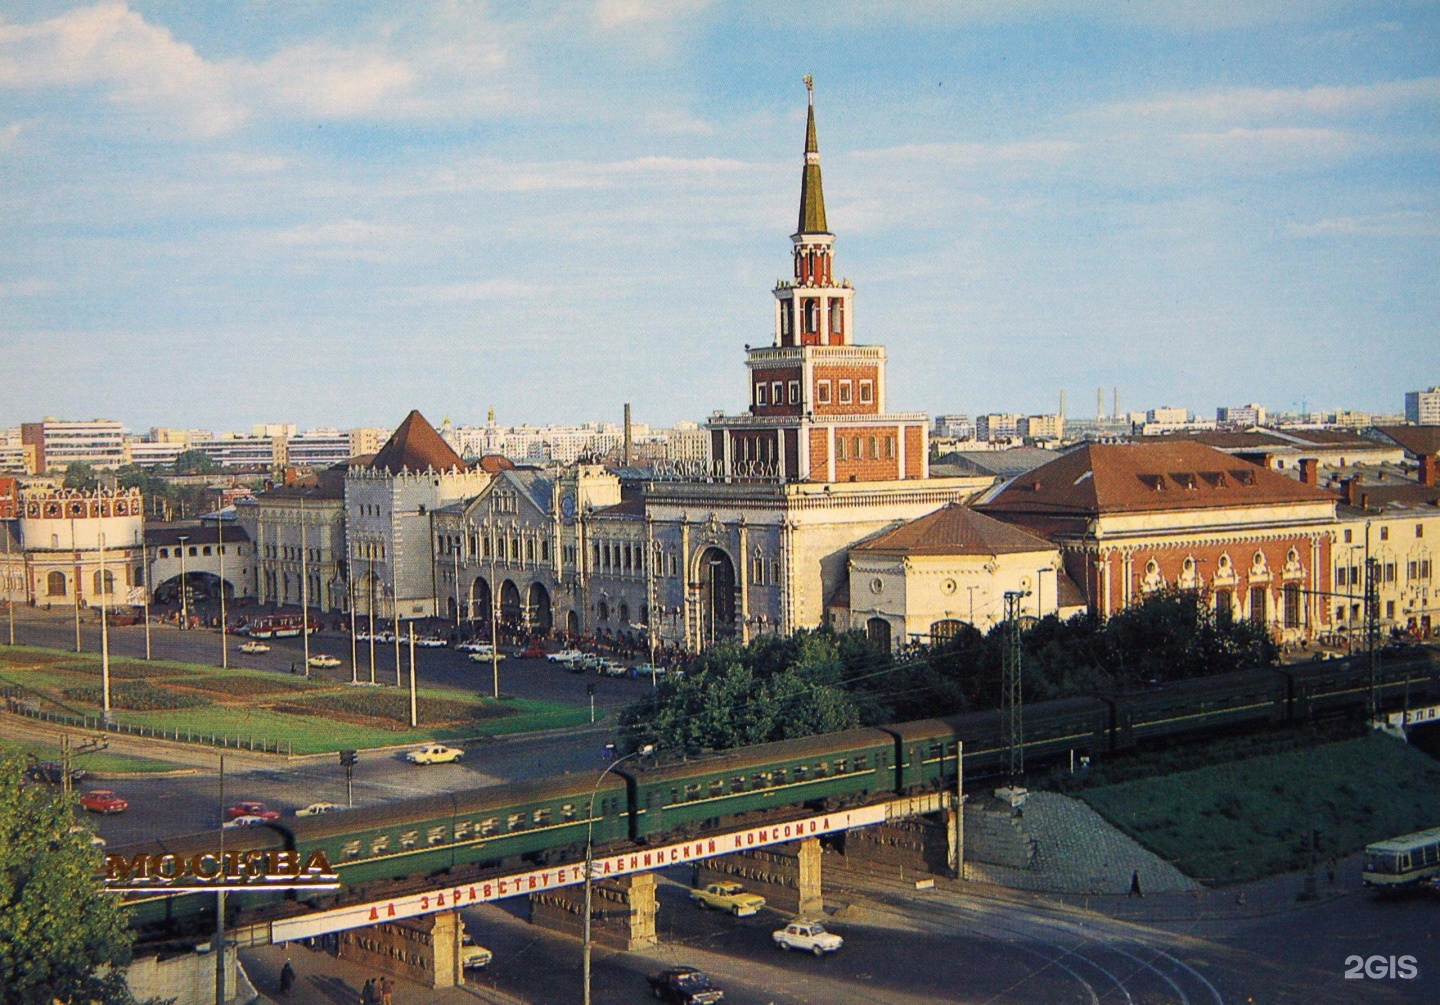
{"left": 62, "top": 681, "right": 210, "bottom": 711}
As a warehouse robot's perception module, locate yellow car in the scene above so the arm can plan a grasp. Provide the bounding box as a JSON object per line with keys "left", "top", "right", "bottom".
{"left": 405, "top": 743, "right": 464, "bottom": 765}
{"left": 690, "top": 881, "right": 767, "bottom": 917}
{"left": 307, "top": 654, "right": 342, "bottom": 669}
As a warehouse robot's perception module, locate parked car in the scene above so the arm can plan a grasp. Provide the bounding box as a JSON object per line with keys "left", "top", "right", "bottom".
{"left": 547, "top": 649, "right": 584, "bottom": 664}
{"left": 519, "top": 643, "right": 547, "bottom": 659}
{"left": 225, "top": 801, "right": 281, "bottom": 822}
{"left": 307, "top": 654, "right": 342, "bottom": 669}
{"left": 460, "top": 933, "right": 493, "bottom": 970}
{"left": 79, "top": 789, "right": 129, "bottom": 814}
{"left": 295, "top": 801, "right": 348, "bottom": 817}
{"left": 598, "top": 660, "right": 630, "bottom": 678}
{"left": 646, "top": 966, "right": 724, "bottom": 1005}
{"left": 239, "top": 640, "right": 270, "bottom": 654}
{"left": 406, "top": 744, "right": 463, "bottom": 765}
{"left": 456, "top": 641, "right": 486, "bottom": 653}
{"left": 773, "top": 919, "right": 843, "bottom": 955}
{"left": 467, "top": 649, "right": 506, "bottom": 664}
{"left": 690, "top": 881, "right": 766, "bottom": 917}
{"left": 25, "top": 760, "right": 85, "bottom": 785}
{"left": 415, "top": 636, "right": 448, "bottom": 648}
{"left": 631, "top": 663, "right": 663, "bottom": 680}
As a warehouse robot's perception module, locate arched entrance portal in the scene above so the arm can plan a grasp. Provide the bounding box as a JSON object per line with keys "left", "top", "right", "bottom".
{"left": 698, "top": 547, "right": 736, "bottom": 648}
{"left": 866, "top": 616, "right": 892, "bottom": 651}
{"left": 566, "top": 609, "right": 580, "bottom": 637}
{"left": 469, "top": 577, "right": 492, "bottom": 622}
{"left": 500, "top": 580, "right": 522, "bottom": 633}
{"left": 526, "top": 582, "right": 553, "bottom": 634}
{"left": 154, "top": 572, "right": 232, "bottom": 606}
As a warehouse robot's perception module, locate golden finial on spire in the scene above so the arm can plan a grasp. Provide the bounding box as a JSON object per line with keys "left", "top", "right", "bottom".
{"left": 804, "top": 73, "right": 814, "bottom": 104}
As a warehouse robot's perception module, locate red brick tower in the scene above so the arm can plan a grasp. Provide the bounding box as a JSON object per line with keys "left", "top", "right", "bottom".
{"left": 709, "top": 77, "right": 928, "bottom": 483}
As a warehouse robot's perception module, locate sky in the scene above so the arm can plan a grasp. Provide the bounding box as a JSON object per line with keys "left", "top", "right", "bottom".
{"left": 1, "top": 1, "right": 1436, "bottom": 433}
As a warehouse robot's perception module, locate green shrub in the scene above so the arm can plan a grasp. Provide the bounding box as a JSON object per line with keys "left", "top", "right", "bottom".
{"left": 62, "top": 681, "right": 210, "bottom": 711}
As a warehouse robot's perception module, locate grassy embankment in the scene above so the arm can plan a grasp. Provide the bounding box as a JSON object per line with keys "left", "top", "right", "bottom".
{"left": 0, "top": 645, "right": 591, "bottom": 755}
{"left": 1077, "top": 733, "right": 1440, "bottom": 884}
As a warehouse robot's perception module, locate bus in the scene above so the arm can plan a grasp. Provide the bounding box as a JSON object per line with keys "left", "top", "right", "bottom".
{"left": 1362, "top": 826, "right": 1440, "bottom": 887}
{"left": 244, "top": 615, "right": 317, "bottom": 640}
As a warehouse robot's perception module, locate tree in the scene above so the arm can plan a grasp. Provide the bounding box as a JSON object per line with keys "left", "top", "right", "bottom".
{"left": 61, "top": 462, "right": 98, "bottom": 492}
{"left": 171, "top": 450, "right": 220, "bottom": 475}
{"left": 0, "top": 756, "right": 144, "bottom": 1004}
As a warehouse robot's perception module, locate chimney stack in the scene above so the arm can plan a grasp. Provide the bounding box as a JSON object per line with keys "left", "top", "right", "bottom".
{"left": 1298, "top": 458, "right": 1319, "bottom": 486}
{"left": 623, "top": 403, "right": 632, "bottom": 467}
{"left": 1420, "top": 454, "right": 1439, "bottom": 487}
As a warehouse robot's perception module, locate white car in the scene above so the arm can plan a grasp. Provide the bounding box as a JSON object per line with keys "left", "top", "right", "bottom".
{"left": 460, "top": 934, "right": 493, "bottom": 970}
{"left": 598, "top": 660, "right": 629, "bottom": 677}
{"left": 295, "top": 801, "right": 348, "bottom": 817}
{"left": 307, "top": 654, "right": 342, "bottom": 669}
{"left": 467, "top": 649, "right": 506, "bottom": 663}
{"left": 415, "top": 636, "right": 448, "bottom": 648}
{"left": 223, "top": 815, "right": 271, "bottom": 829}
{"left": 239, "top": 640, "right": 270, "bottom": 654}
{"left": 406, "top": 744, "right": 464, "bottom": 765}
{"left": 547, "top": 649, "right": 585, "bottom": 664}
{"left": 773, "top": 919, "right": 843, "bottom": 956}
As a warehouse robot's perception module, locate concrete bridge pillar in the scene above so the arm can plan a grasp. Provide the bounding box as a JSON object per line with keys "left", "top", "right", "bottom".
{"left": 529, "top": 871, "right": 657, "bottom": 950}
{"left": 336, "top": 909, "right": 462, "bottom": 989}
{"left": 696, "top": 836, "right": 824, "bottom": 916}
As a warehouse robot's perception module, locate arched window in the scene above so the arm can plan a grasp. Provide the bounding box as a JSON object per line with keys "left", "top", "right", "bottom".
{"left": 618, "top": 601, "right": 630, "bottom": 624}
{"left": 931, "top": 619, "right": 964, "bottom": 644}
{"left": 1215, "top": 589, "right": 1233, "bottom": 627}
{"left": 159, "top": 548, "right": 169, "bottom": 559}
{"left": 47, "top": 571, "right": 66, "bottom": 596}
{"left": 597, "top": 600, "right": 609, "bottom": 622}
{"left": 93, "top": 570, "right": 114, "bottom": 595}
{"left": 866, "top": 617, "right": 892, "bottom": 651}
{"left": 1283, "top": 583, "right": 1302, "bottom": 629}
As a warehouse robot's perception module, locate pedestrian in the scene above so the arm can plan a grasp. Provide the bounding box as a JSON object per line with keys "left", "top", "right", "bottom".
{"left": 1327, "top": 857, "right": 1337, "bottom": 885}
{"left": 279, "top": 959, "right": 295, "bottom": 996}
{"left": 380, "top": 975, "right": 394, "bottom": 1005}
{"left": 361, "top": 977, "right": 375, "bottom": 1005}
{"left": 1129, "top": 870, "right": 1143, "bottom": 898}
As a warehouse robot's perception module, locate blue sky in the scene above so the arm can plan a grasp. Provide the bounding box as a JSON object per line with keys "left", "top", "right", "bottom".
{"left": 1, "top": 1, "right": 1436, "bottom": 432}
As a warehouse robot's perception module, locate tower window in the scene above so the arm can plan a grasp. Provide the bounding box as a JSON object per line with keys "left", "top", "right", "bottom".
{"left": 836, "top": 437, "right": 847, "bottom": 461}
{"left": 788, "top": 381, "right": 800, "bottom": 405}
{"left": 772, "top": 382, "right": 783, "bottom": 405}
{"left": 854, "top": 436, "right": 864, "bottom": 459}
{"left": 838, "top": 381, "right": 853, "bottom": 404}
{"left": 803, "top": 299, "right": 818, "bottom": 334}
{"left": 859, "top": 380, "right": 874, "bottom": 404}
{"left": 816, "top": 381, "right": 831, "bottom": 404}
{"left": 755, "top": 383, "right": 768, "bottom": 406}
{"left": 829, "top": 300, "right": 843, "bottom": 334}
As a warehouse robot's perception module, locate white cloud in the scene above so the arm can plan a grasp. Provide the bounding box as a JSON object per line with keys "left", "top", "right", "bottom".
{"left": 1087, "top": 78, "right": 1440, "bottom": 127}
{"left": 0, "top": 120, "right": 25, "bottom": 152}
{"left": 248, "top": 43, "right": 416, "bottom": 119}
{"left": 1287, "top": 211, "right": 1440, "bottom": 239}
{"left": 266, "top": 219, "right": 401, "bottom": 247}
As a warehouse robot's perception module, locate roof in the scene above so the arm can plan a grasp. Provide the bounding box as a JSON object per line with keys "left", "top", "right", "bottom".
{"left": 475, "top": 454, "right": 515, "bottom": 474}
{"left": 1338, "top": 484, "right": 1440, "bottom": 514}
{"left": 368, "top": 410, "right": 467, "bottom": 474}
{"left": 144, "top": 522, "right": 251, "bottom": 547}
{"left": 1375, "top": 425, "right": 1440, "bottom": 458}
{"left": 506, "top": 469, "right": 554, "bottom": 515}
{"left": 593, "top": 497, "right": 645, "bottom": 518}
{"left": 257, "top": 465, "right": 348, "bottom": 501}
{"left": 1057, "top": 571, "right": 1086, "bottom": 609}
{"left": 796, "top": 84, "right": 828, "bottom": 235}
{"left": 937, "top": 447, "right": 1060, "bottom": 479}
{"left": 977, "top": 441, "right": 1338, "bottom": 517}
{"left": 853, "top": 503, "right": 1056, "bottom": 556}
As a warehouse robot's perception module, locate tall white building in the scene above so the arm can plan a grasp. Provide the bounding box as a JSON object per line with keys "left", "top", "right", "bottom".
{"left": 22, "top": 418, "right": 128, "bottom": 472}
{"left": 1406, "top": 388, "right": 1440, "bottom": 425}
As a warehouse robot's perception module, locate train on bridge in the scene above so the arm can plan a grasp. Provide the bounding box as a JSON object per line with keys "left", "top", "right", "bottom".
{"left": 115, "top": 646, "right": 1440, "bottom": 938}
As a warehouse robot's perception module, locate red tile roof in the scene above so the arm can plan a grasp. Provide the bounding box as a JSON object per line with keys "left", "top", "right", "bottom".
{"left": 368, "top": 410, "right": 466, "bottom": 474}
{"left": 1376, "top": 425, "right": 1440, "bottom": 457}
{"left": 853, "top": 503, "right": 1056, "bottom": 556}
{"left": 978, "top": 441, "right": 1335, "bottom": 517}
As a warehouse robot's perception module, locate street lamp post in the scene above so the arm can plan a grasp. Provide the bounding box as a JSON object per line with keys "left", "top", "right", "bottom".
{"left": 583, "top": 744, "right": 655, "bottom": 1005}
{"left": 98, "top": 531, "right": 112, "bottom": 726}
{"left": 218, "top": 518, "right": 228, "bottom": 670}
{"left": 707, "top": 558, "right": 722, "bottom": 649}
{"left": 300, "top": 496, "right": 309, "bottom": 678}
{"left": 177, "top": 535, "right": 190, "bottom": 631}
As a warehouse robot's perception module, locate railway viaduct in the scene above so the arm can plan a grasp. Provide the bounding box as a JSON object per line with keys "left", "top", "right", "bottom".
{"left": 194, "top": 791, "right": 963, "bottom": 991}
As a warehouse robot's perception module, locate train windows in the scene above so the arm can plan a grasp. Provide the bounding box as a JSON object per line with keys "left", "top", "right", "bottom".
{"left": 928, "top": 744, "right": 943, "bottom": 761}
{"left": 533, "top": 808, "right": 553, "bottom": 826}
{"left": 708, "top": 779, "right": 724, "bottom": 797}
{"left": 507, "top": 813, "right": 525, "bottom": 831}
{"left": 772, "top": 769, "right": 788, "bottom": 786}
{"left": 730, "top": 776, "right": 746, "bottom": 792}
{"left": 562, "top": 803, "right": 577, "bottom": 821}
{"left": 833, "top": 759, "right": 847, "bottom": 775}
{"left": 371, "top": 835, "right": 390, "bottom": 856}
{"left": 453, "top": 822, "right": 471, "bottom": 841}
{"left": 753, "top": 771, "right": 771, "bottom": 789}
{"left": 400, "top": 830, "right": 419, "bottom": 849}
{"left": 854, "top": 755, "right": 869, "bottom": 772}
{"left": 813, "top": 762, "right": 827, "bottom": 778}
{"left": 480, "top": 818, "right": 499, "bottom": 836}
{"left": 427, "top": 826, "right": 447, "bottom": 845}
{"left": 684, "top": 783, "right": 701, "bottom": 801}
{"left": 794, "top": 765, "right": 808, "bottom": 782}
{"left": 669, "top": 788, "right": 679, "bottom": 805}
{"left": 342, "top": 840, "right": 362, "bottom": 860}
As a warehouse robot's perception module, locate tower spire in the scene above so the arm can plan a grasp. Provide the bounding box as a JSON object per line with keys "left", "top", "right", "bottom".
{"left": 797, "top": 75, "right": 828, "bottom": 235}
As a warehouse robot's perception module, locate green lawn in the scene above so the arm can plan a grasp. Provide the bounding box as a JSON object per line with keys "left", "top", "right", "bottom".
{"left": 0, "top": 646, "right": 593, "bottom": 755}
{"left": 1079, "top": 734, "right": 1440, "bottom": 885}
{"left": 0, "top": 738, "right": 177, "bottom": 775}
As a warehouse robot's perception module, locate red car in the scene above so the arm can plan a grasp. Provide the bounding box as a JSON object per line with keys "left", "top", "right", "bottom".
{"left": 79, "top": 790, "right": 129, "bottom": 814}
{"left": 520, "top": 643, "right": 547, "bottom": 659}
{"left": 225, "top": 801, "right": 280, "bottom": 822}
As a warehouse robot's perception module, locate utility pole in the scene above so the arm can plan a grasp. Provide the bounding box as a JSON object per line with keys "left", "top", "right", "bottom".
{"left": 393, "top": 592, "right": 402, "bottom": 687}
{"left": 141, "top": 540, "right": 151, "bottom": 659}
{"left": 98, "top": 532, "right": 111, "bottom": 726}
{"left": 408, "top": 621, "right": 418, "bottom": 727}
{"left": 218, "top": 518, "right": 228, "bottom": 670}
{"left": 367, "top": 553, "right": 376, "bottom": 685}
{"left": 301, "top": 496, "right": 309, "bottom": 677}
{"left": 1365, "top": 555, "right": 1381, "bottom": 719}
{"left": 1001, "top": 588, "right": 1030, "bottom": 785}
{"left": 489, "top": 519, "right": 500, "bottom": 698}
{"left": 4, "top": 524, "right": 14, "bottom": 646}
{"left": 71, "top": 515, "right": 81, "bottom": 653}
{"left": 215, "top": 753, "right": 227, "bottom": 1005}
{"left": 177, "top": 534, "right": 190, "bottom": 631}
{"left": 347, "top": 538, "right": 358, "bottom": 685}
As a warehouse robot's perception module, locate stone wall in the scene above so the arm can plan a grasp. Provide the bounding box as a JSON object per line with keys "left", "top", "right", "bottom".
{"left": 337, "top": 910, "right": 462, "bottom": 989}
